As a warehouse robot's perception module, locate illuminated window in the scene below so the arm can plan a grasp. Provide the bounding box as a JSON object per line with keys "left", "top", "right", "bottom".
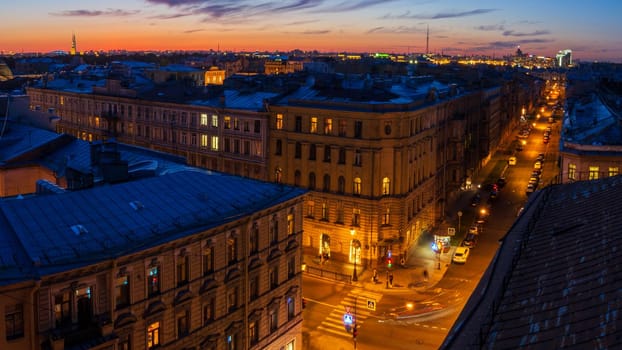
{"left": 324, "top": 118, "right": 333, "bottom": 134}
{"left": 211, "top": 136, "right": 219, "bottom": 151}
{"left": 227, "top": 236, "right": 238, "bottom": 265}
{"left": 276, "top": 113, "right": 283, "bottom": 130}
{"left": 383, "top": 207, "right": 391, "bottom": 225}
{"left": 310, "top": 117, "right": 318, "bottom": 133}
{"left": 224, "top": 116, "right": 231, "bottom": 129}
{"left": 321, "top": 202, "right": 329, "bottom": 221}
{"left": 589, "top": 166, "right": 599, "bottom": 180}
{"left": 211, "top": 114, "right": 218, "bottom": 127}
{"left": 609, "top": 167, "right": 618, "bottom": 177}
{"left": 568, "top": 163, "right": 576, "bottom": 180}
{"left": 147, "top": 321, "right": 160, "bottom": 349}
{"left": 353, "top": 177, "right": 362, "bottom": 195}
{"left": 382, "top": 177, "right": 391, "bottom": 195}
{"left": 200, "top": 113, "right": 209, "bottom": 126}
{"left": 200, "top": 134, "right": 208, "bottom": 147}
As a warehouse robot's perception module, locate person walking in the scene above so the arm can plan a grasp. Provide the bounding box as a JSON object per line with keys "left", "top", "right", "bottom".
{"left": 389, "top": 272, "right": 394, "bottom": 287}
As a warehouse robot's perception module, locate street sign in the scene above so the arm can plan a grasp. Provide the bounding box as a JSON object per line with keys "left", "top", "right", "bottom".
{"left": 448, "top": 227, "right": 456, "bottom": 236}
{"left": 367, "top": 299, "right": 377, "bottom": 311}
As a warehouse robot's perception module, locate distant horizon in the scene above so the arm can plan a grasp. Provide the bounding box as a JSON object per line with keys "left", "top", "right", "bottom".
{"left": 2, "top": 1, "right": 621, "bottom": 63}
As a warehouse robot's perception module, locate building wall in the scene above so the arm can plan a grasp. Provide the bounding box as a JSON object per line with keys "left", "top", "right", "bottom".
{"left": 560, "top": 144, "right": 622, "bottom": 183}
{"left": 0, "top": 165, "right": 56, "bottom": 197}
{"left": 0, "top": 196, "right": 305, "bottom": 350}
{"left": 26, "top": 87, "right": 270, "bottom": 181}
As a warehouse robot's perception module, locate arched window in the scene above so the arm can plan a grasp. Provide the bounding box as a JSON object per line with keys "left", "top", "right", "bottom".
{"left": 382, "top": 177, "right": 390, "bottom": 195}
{"left": 309, "top": 172, "right": 316, "bottom": 190}
{"left": 337, "top": 176, "right": 345, "bottom": 194}
{"left": 353, "top": 177, "right": 362, "bottom": 196}
{"left": 294, "top": 170, "right": 301, "bottom": 187}
{"left": 323, "top": 174, "right": 331, "bottom": 192}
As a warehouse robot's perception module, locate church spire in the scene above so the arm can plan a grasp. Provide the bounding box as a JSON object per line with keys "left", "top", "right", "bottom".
{"left": 70, "top": 32, "right": 77, "bottom": 55}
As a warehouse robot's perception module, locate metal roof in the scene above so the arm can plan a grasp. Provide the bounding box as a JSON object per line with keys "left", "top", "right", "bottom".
{"left": 0, "top": 171, "right": 306, "bottom": 286}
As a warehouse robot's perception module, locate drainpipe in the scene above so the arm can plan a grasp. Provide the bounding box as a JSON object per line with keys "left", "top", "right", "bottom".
{"left": 30, "top": 279, "right": 41, "bottom": 350}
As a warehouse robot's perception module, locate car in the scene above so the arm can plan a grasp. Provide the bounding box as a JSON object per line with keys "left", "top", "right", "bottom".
{"left": 516, "top": 144, "right": 523, "bottom": 152}
{"left": 452, "top": 247, "right": 470, "bottom": 264}
{"left": 508, "top": 156, "right": 517, "bottom": 166}
{"left": 537, "top": 153, "right": 545, "bottom": 162}
{"left": 468, "top": 225, "right": 480, "bottom": 235}
{"left": 526, "top": 183, "right": 536, "bottom": 195}
{"left": 529, "top": 176, "right": 539, "bottom": 185}
{"left": 496, "top": 177, "right": 507, "bottom": 188}
{"left": 462, "top": 233, "right": 478, "bottom": 247}
{"left": 470, "top": 194, "right": 481, "bottom": 207}
{"left": 534, "top": 161, "right": 542, "bottom": 169}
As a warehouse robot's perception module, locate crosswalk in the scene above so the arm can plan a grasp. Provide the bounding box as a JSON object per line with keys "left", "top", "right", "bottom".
{"left": 317, "top": 289, "right": 383, "bottom": 338}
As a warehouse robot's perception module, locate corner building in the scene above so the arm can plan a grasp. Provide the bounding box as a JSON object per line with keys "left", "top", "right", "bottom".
{"left": 0, "top": 171, "right": 306, "bottom": 350}
{"left": 267, "top": 82, "right": 485, "bottom": 269}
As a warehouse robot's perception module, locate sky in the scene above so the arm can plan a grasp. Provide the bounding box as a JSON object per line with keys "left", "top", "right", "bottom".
{"left": 2, "top": 0, "right": 621, "bottom": 62}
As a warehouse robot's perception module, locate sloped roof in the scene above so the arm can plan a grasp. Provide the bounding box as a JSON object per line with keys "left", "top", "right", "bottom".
{"left": 0, "top": 171, "right": 306, "bottom": 286}
{"left": 442, "top": 176, "right": 622, "bottom": 349}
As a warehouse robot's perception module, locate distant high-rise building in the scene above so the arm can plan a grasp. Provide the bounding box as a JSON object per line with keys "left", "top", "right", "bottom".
{"left": 556, "top": 49, "right": 572, "bottom": 68}
{"left": 70, "top": 32, "right": 76, "bottom": 55}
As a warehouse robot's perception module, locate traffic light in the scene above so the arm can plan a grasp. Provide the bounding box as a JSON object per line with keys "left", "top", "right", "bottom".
{"left": 387, "top": 257, "right": 393, "bottom": 268}
{"left": 352, "top": 323, "right": 358, "bottom": 339}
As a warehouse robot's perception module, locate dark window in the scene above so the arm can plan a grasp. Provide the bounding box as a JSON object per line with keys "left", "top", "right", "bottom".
{"left": 177, "top": 255, "right": 189, "bottom": 287}
{"left": 295, "top": 116, "right": 302, "bottom": 132}
{"left": 294, "top": 170, "right": 301, "bottom": 186}
{"left": 354, "top": 121, "right": 363, "bottom": 138}
{"left": 250, "top": 224, "right": 259, "bottom": 254}
{"left": 338, "top": 176, "right": 345, "bottom": 194}
{"left": 309, "top": 172, "right": 316, "bottom": 190}
{"left": 177, "top": 310, "right": 189, "bottom": 338}
{"left": 54, "top": 292, "right": 71, "bottom": 327}
{"left": 115, "top": 275, "right": 130, "bottom": 308}
{"left": 288, "top": 256, "right": 296, "bottom": 279}
{"left": 203, "top": 246, "right": 214, "bottom": 275}
{"left": 275, "top": 139, "right": 282, "bottom": 155}
{"left": 270, "top": 266, "right": 279, "bottom": 289}
{"left": 295, "top": 142, "right": 301, "bottom": 158}
{"left": 5, "top": 304, "right": 24, "bottom": 340}
{"left": 148, "top": 266, "right": 160, "bottom": 297}
{"left": 254, "top": 120, "right": 261, "bottom": 133}
{"left": 323, "top": 174, "right": 331, "bottom": 192}
{"left": 309, "top": 144, "right": 316, "bottom": 160}
{"left": 338, "top": 148, "right": 346, "bottom": 164}
{"left": 324, "top": 145, "right": 331, "bottom": 162}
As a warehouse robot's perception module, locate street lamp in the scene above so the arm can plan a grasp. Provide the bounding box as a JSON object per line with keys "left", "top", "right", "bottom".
{"left": 457, "top": 211, "right": 463, "bottom": 236}
{"left": 350, "top": 228, "right": 358, "bottom": 282}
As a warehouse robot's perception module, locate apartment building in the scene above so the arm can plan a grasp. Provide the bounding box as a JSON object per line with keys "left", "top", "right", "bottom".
{"left": 0, "top": 169, "right": 306, "bottom": 350}
{"left": 26, "top": 77, "right": 273, "bottom": 181}
{"left": 267, "top": 76, "right": 489, "bottom": 269}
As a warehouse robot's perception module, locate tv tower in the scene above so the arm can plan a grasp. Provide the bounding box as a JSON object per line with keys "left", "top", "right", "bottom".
{"left": 70, "top": 32, "right": 77, "bottom": 55}
{"left": 426, "top": 25, "right": 429, "bottom": 55}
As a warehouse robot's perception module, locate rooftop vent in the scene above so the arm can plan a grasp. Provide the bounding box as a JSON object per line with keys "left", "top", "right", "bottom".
{"left": 70, "top": 224, "right": 88, "bottom": 236}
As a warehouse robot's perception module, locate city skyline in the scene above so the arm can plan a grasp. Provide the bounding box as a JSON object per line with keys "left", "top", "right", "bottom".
{"left": 2, "top": 0, "right": 622, "bottom": 62}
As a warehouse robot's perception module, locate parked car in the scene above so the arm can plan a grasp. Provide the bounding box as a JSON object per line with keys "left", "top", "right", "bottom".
{"left": 471, "top": 194, "right": 481, "bottom": 207}
{"left": 496, "top": 177, "right": 507, "bottom": 189}
{"left": 534, "top": 161, "right": 542, "bottom": 169}
{"left": 452, "top": 247, "right": 470, "bottom": 264}
{"left": 468, "top": 225, "right": 480, "bottom": 235}
{"left": 508, "top": 156, "right": 517, "bottom": 166}
{"left": 462, "top": 233, "right": 478, "bottom": 247}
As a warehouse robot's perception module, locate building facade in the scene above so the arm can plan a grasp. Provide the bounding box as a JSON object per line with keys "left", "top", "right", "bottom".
{"left": 26, "top": 83, "right": 272, "bottom": 181}
{"left": 267, "top": 82, "right": 489, "bottom": 270}
{"left": 0, "top": 171, "right": 306, "bottom": 350}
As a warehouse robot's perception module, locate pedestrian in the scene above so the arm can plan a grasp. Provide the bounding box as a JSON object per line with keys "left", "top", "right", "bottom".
{"left": 372, "top": 268, "right": 378, "bottom": 283}
{"left": 389, "top": 272, "right": 394, "bottom": 287}
{"left": 423, "top": 269, "right": 429, "bottom": 282}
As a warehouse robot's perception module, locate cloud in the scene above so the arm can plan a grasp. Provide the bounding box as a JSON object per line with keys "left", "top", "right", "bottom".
{"left": 382, "top": 8, "right": 498, "bottom": 20}
{"left": 301, "top": 30, "right": 331, "bottom": 35}
{"left": 285, "top": 19, "right": 319, "bottom": 25}
{"left": 319, "top": 0, "right": 398, "bottom": 12}
{"left": 145, "top": 0, "right": 323, "bottom": 19}
{"left": 50, "top": 9, "right": 139, "bottom": 16}
{"left": 475, "top": 24, "right": 505, "bottom": 31}
{"left": 183, "top": 28, "right": 205, "bottom": 33}
{"left": 502, "top": 30, "right": 550, "bottom": 37}
{"left": 366, "top": 26, "right": 421, "bottom": 34}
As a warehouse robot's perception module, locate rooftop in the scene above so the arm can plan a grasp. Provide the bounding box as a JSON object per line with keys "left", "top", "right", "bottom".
{"left": 0, "top": 170, "right": 306, "bottom": 286}
{"left": 442, "top": 176, "right": 622, "bottom": 349}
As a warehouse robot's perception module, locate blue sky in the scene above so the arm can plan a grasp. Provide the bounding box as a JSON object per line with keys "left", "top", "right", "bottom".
{"left": 1, "top": 0, "right": 621, "bottom": 62}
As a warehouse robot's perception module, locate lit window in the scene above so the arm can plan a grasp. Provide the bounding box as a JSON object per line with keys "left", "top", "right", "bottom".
{"left": 353, "top": 177, "right": 362, "bottom": 195}
{"left": 200, "top": 113, "right": 208, "bottom": 126}
{"left": 589, "top": 166, "right": 599, "bottom": 180}
{"left": 211, "top": 114, "right": 218, "bottom": 127}
{"left": 382, "top": 177, "right": 391, "bottom": 195}
{"left": 224, "top": 116, "right": 231, "bottom": 129}
{"left": 609, "top": 167, "right": 618, "bottom": 177}
{"left": 276, "top": 113, "right": 283, "bottom": 130}
{"left": 287, "top": 212, "right": 294, "bottom": 235}
{"left": 211, "top": 136, "right": 219, "bottom": 151}
{"left": 310, "top": 117, "right": 318, "bottom": 133}
{"left": 568, "top": 163, "right": 576, "bottom": 180}
{"left": 200, "top": 134, "right": 208, "bottom": 147}
{"left": 324, "top": 118, "right": 332, "bottom": 134}
{"left": 147, "top": 321, "right": 160, "bottom": 349}
{"left": 148, "top": 266, "right": 160, "bottom": 297}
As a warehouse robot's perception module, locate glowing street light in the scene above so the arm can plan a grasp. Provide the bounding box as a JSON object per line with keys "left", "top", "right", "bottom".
{"left": 350, "top": 228, "right": 358, "bottom": 282}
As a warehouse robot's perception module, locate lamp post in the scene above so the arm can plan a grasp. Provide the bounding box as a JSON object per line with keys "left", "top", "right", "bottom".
{"left": 350, "top": 228, "right": 358, "bottom": 282}
{"left": 457, "top": 211, "right": 463, "bottom": 236}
